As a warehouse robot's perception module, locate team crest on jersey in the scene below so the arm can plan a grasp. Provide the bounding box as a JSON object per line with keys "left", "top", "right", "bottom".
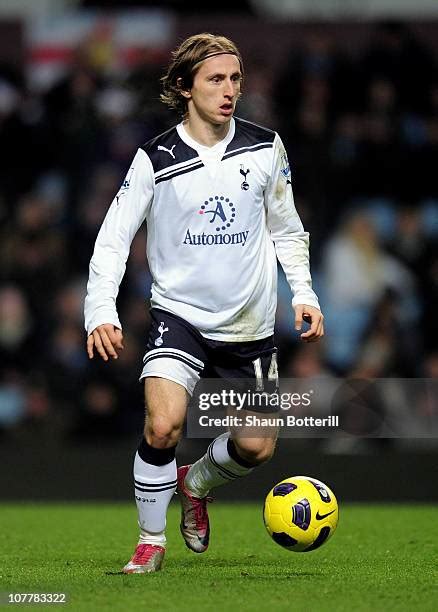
{"left": 154, "top": 322, "right": 169, "bottom": 346}
{"left": 240, "top": 165, "right": 250, "bottom": 190}
{"left": 183, "top": 195, "right": 249, "bottom": 247}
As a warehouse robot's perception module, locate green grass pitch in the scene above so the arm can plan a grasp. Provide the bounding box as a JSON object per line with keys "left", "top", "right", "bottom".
{"left": 1, "top": 502, "right": 437, "bottom": 611}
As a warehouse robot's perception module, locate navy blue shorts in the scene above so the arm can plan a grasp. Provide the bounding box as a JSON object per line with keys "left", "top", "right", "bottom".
{"left": 140, "top": 308, "right": 279, "bottom": 404}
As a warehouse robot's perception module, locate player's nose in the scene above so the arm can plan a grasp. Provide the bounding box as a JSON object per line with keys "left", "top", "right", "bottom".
{"left": 223, "top": 78, "right": 235, "bottom": 98}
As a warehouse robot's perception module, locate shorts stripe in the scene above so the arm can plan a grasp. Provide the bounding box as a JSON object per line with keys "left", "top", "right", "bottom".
{"left": 145, "top": 347, "right": 204, "bottom": 368}
{"left": 143, "top": 351, "right": 203, "bottom": 373}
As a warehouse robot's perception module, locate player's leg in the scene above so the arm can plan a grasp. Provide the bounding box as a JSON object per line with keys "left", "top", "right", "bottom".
{"left": 230, "top": 426, "right": 278, "bottom": 467}
{"left": 229, "top": 408, "right": 278, "bottom": 466}
{"left": 137, "top": 377, "right": 188, "bottom": 540}
{"left": 182, "top": 424, "right": 278, "bottom": 497}
{"left": 177, "top": 428, "right": 278, "bottom": 554}
{"left": 123, "top": 377, "right": 188, "bottom": 573}
{"left": 123, "top": 308, "right": 206, "bottom": 573}
{"left": 179, "top": 338, "right": 279, "bottom": 552}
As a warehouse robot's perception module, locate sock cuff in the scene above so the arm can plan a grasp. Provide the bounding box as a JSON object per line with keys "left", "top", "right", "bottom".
{"left": 138, "top": 438, "right": 176, "bottom": 466}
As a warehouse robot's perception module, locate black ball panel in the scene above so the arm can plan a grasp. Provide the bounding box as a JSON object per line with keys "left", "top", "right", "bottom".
{"left": 273, "top": 483, "right": 297, "bottom": 497}
{"left": 307, "top": 479, "right": 331, "bottom": 503}
{"left": 272, "top": 532, "right": 298, "bottom": 548}
{"left": 291, "top": 498, "right": 311, "bottom": 531}
{"left": 303, "top": 526, "right": 331, "bottom": 552}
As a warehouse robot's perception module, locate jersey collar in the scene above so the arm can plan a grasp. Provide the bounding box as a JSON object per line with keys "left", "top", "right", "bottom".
{"left": 177, "top": 118, "right": 236, "bottom": 154}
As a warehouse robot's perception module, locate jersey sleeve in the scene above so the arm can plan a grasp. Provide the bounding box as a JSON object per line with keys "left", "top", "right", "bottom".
{"left": 84, "top": 148, "right": 154, "bottom": 334}
{"left": 265, "top": 134, "right": 320, "bottom": 310}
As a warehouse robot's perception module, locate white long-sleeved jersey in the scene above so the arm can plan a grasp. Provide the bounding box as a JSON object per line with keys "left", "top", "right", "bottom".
{"left": 84, "top": 117, "right": 319, "bottom": 342}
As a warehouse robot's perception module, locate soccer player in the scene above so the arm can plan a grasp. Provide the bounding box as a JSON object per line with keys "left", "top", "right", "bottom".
{"left": 84, "top": 33, "right": 323, "bottom": 573}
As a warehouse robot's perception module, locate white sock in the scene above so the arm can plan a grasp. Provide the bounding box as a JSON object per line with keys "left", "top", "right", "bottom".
{"left": 184, "top": 432, "right": 254, "bottom": 498}
{"left": 133, "top": 451, "right": 177, "bottom": 546}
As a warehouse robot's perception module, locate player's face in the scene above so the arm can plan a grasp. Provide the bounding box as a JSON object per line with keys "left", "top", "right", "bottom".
{"left": 186, "top": 54, "right": 242, "bottom": 126}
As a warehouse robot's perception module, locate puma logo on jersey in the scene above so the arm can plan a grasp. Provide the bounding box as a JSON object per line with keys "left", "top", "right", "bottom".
{"left": 158, "top": 144, "right": 176, "bottom": 159}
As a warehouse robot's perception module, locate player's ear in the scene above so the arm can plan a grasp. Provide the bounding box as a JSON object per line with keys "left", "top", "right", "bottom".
{"left": 177, "top": 77, "right": 191, "bottom": 99}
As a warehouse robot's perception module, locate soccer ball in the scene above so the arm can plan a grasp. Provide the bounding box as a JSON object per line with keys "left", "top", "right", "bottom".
{"left": 263, "top": 476, "right": 339, "bottom": 552}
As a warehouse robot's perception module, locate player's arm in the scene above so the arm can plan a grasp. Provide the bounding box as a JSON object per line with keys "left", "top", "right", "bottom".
{"left": 265, "top": 134, "right": 323, "bottom": 343}
{"left": 84, "top": 148, "right": 154, "bottom": 361}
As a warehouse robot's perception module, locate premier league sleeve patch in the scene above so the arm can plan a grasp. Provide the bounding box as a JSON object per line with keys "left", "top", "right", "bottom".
{"left": 280, "top": 153, "right": 291, "bottom": 185}
{"left": 115, "top": 164, "right": 135, "bottom": 206}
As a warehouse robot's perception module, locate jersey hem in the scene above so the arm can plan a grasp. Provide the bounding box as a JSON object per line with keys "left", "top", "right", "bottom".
{"left": 150, "top": 304, "right": 274, "bottom": 343}
{"left": 199, "top": 330, "right": 274, "bottom": 342}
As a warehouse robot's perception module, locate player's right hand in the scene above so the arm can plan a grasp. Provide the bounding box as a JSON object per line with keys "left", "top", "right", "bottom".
{"left": 87, "top": 324, "right": 124, "bottom": 361}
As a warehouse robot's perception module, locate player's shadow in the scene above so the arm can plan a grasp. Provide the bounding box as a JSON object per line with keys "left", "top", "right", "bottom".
{"left": 169, "top": 558, "right": 324, "bottom": 578}
{"left": 238, "top": 573, "right": 322, "bottom": 580}
{"left": 104, "top": 558, "right": 324, "bottom": 578}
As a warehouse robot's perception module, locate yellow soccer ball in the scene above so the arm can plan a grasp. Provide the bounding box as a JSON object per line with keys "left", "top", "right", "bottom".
{"left": 264, "top": 476, "right": 339, "bottom": 552}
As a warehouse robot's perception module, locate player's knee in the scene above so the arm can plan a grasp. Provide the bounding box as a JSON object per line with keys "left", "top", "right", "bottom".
{"left": 234, "top": 439, "right": 276, "bottom": 465}
{"left": 145, "top": 416, "right": 182, "bottom": 448}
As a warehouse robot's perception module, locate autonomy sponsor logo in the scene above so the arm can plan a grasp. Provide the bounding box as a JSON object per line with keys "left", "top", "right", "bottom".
{"left": 199, "top": 195, "right": 236, "bottom": 230}
{"left": 183, "top": 195, "right": 249, "bottom": 247}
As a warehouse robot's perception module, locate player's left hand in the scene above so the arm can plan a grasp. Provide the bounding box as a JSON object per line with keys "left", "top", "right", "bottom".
{"left": 294, "top": 304, "right": 324, "bottom": 343}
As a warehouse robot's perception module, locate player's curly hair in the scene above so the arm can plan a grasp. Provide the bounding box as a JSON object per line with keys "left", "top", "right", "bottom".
{"left": 161, "top": 33, "right": 244, "bottom": 117}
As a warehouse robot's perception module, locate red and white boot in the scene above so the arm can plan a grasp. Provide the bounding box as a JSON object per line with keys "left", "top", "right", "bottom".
{"left": 177, "top": 465, "right": 212, "bottom": 553}
{"left": 122, "top": 544, "right": 165, "bottom": 573}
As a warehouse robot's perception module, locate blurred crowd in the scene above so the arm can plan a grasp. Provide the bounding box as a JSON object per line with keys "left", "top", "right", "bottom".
{"left": 0, "top": 21, "right": 437, "bottom": 440}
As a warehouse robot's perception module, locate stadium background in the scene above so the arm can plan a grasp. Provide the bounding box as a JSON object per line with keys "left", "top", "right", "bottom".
{"left": 0, "top": 0, "right": 437, "bottom": 501}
